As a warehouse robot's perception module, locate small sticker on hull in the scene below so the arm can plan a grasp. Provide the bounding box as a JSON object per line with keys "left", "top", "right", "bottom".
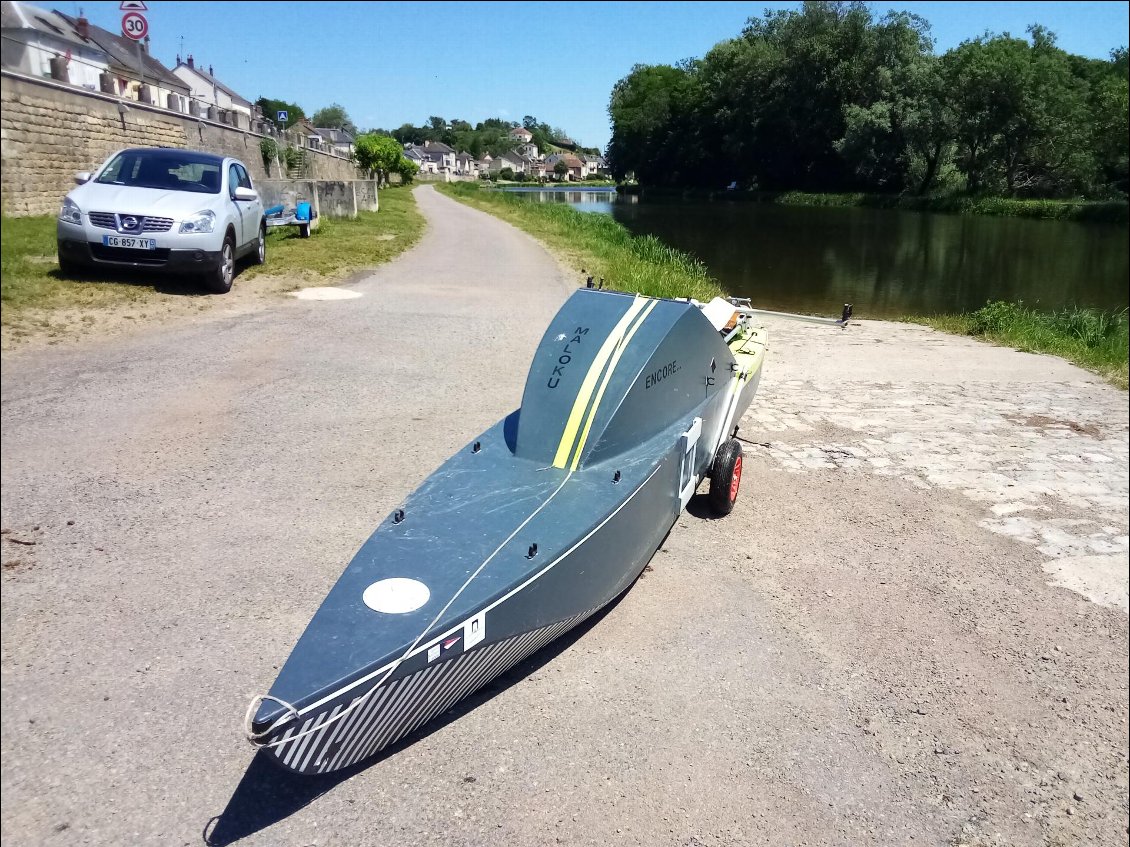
{"left": 464, "top": 611, "right": 486, "bottom": 649}
{"left": 427, "top": 644, "right": 440, "bottom": 663}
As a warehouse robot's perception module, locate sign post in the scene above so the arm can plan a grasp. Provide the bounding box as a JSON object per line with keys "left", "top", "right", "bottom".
{"left": 277, "top": 110, "right": 289, "bottom": 125}
{"left": 120, "top": 2, "right": 149, "bottom": 103}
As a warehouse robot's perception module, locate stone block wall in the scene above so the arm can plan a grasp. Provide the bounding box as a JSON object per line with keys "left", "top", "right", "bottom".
{"left": 1, "top": 71, "right": 364, "bottom": 216}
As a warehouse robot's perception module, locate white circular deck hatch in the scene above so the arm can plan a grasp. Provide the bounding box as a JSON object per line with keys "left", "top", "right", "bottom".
{"left": 363, "top": 578, "right": 430, "bottom": 614}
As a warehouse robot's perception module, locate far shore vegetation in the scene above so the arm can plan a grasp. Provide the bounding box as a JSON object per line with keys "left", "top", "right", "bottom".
{"left": 438, "top": 183, "right": 1128, "bottom": 387}
{"left": 1, "top": 185, "right": 423, "bottom": 337}
{"left": 622, "top": 186, "right": 1129, "bottom": 223}
{"left": 436, "top": 182, "right": 723, "bottom": 303}
{"left": 608, "top": 3, "right": 1128, "bottom": 210}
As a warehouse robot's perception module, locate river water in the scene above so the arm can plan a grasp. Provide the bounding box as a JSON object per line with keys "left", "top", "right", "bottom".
{"left": 505, "top": 188, "right": 1129, "bottom": 318}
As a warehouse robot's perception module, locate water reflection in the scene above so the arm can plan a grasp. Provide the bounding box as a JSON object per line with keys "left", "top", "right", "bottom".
{"left": 509, "top": 190, "right": 1128, "bottom": 317}
{"left": 505, "top": 188, "right": 629, "bottom": 214}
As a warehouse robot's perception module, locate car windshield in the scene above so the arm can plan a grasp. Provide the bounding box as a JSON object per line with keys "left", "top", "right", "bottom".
{"left": 95, "top": 150, "right": 222, "bottom": 194}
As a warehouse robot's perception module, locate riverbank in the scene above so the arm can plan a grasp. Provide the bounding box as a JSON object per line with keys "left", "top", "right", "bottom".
{"left": 1, "top": 185, "right": 424, "bottom": 346}
{"left": 436, "top": 182, "right": 722, "bottom": 301}
{"left": 622, "top": 186, "right": 1129, "bottom": 223}
{"left": 912, "top": 302, "right": 1129, "bottom": 389}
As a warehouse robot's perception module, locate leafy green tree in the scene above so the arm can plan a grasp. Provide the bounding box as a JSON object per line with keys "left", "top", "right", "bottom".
{"left": 499, "top": 166, "right": 514, "bottom": 180}
{"left": 943, "top": 27, "right": 1093, "bottom": 195}
{"left": 553, "top": 161, "right": 568, "bottom": 180}
{"left": 354, "top": 133, "right": 411, "bottom": 186}
{"left": 256, "top": 97, "right": 304, "bottom": 128}
{"left": 311, "top": 103, "right": 357, "bottom": 136}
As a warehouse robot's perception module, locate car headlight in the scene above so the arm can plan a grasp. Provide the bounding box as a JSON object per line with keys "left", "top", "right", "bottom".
{"left": 179, "top": 210, "right": 216, "bottom": 234}
{"left": 59, "top": 198, "right": 82, "bottom": 225}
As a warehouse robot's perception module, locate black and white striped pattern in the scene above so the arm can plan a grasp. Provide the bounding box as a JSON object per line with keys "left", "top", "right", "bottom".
{"left": 265, "top": 611, "right": 593, "bottom": 774}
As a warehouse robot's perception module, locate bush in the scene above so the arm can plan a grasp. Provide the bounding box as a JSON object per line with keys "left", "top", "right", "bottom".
{"left": 513, "top": 171, "right": 528, "bottom": 183}
{"left": 499, "top": 167, "right": 514, "bottom": 181}
{"left": 259, "top": 138, "right": 278, "bottom": 175}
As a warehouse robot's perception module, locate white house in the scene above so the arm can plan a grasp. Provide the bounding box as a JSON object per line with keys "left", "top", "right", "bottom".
{"left": 490, "top": 149, "right": 528, "bottom": 175}
{"left": 508, "top": 126, "right": 533, "bottom": 143}
{"left": 0, "top": 1, "right": 107, "bottom": 90}
{"left": 1, "top": 1, "right": 190, "bottom": 109}
{"left": 172, "top": 55, "right": 252, "bottom": 123}
{"left": 316, "top": 127, "right": 355, "bottom": 157}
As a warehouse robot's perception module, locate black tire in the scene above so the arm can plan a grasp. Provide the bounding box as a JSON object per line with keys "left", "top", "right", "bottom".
{"left": 57, "top": 254, "right": 80, "bottom": 277}
{"left": 254, "top": 222, "right": 266, "bottom": 265}
{"left": 708, "top": 438, "right": 744, "bottom": 516}
{"left": 205, "top": 233, "right": 235, "bottom": 294}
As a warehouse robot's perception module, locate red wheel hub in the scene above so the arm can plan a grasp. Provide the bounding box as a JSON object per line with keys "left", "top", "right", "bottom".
{"left": 729, "top": 455, "right": 742, "bottom": 502}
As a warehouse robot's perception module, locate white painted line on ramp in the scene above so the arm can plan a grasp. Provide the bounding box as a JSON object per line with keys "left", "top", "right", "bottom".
{"left": 290, "top": 287, "right": 363, "bottom": 301}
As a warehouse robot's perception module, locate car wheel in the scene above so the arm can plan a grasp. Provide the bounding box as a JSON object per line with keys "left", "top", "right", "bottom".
{"left": 57, "top": 253, "right": 80, "bottom": 277}
{"left": 708, "top": 438, "right": 743, "bottom": 516}
{"left": 206, "top": 233, "right": 235, "bottom": 294}
{"left": 255, "top": 222, "right": 266, "bottom": 265}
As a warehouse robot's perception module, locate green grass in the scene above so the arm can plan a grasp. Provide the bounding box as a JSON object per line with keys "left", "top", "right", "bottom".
{"left": 436, "top": 181, "right": 723, "bottom": 302}
{"left": 0, "top": 185, "right": 424, "bottom": 323}
{"left": 909, "top": 301, "right": 1129, "bottom": 388}
{"left": 243, "top": 185, "right": 424, "bottom": 281}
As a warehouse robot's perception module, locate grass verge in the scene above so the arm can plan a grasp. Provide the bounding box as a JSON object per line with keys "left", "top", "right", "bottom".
{"left": 908, "top": 302, "right": 1129, "bottom": 388}
{"left": 436, "top": 181, "right": 723, "bottom": 302}
{"left": 1, "top": 185, "right": 424, "bottom": 332}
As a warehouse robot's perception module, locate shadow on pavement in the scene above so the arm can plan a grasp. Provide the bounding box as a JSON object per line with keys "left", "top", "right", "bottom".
{"left": 202, "top": 595, "right": 626, "bottom": 845}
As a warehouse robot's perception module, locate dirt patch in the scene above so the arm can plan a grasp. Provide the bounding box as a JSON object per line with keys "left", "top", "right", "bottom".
{"left": 1005, "top": 413, "right": 1104, "bottom": 438}
{"left": 0, "top": 272, "right": 302, "bottom": 352}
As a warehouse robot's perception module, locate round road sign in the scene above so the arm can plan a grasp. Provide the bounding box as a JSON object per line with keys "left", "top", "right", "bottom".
{"left": 121, "top": 11, "right": 148, "bottom": 41}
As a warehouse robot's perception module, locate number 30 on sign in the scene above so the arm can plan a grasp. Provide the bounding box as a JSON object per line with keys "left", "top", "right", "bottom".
{"left": 121, "top": 10, "right": 148, "bottom": 41}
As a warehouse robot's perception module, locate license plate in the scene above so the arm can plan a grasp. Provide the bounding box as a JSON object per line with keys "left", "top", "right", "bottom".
{"left": 102, "top": 235, "right": 156, "bottom": 250}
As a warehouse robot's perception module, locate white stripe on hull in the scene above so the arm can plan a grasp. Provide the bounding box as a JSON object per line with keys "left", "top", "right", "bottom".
{"left": 268, "top": 607, "right": 602, "bottom": 774}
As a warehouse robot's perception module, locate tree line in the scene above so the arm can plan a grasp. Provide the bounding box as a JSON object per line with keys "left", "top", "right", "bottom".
{"left": 374, "top": 115, "right": 601, "bottom": 160}
{"left": 607, "top": 1, "right": 1128, "bottom": 198}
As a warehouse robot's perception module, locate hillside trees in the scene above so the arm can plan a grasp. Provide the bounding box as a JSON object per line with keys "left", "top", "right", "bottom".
{"left": 606, "top": 0, "right": 1128, "bottom": 198}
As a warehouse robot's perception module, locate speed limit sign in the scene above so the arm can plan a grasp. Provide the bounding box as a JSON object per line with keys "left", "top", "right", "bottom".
{"left": 121, "top": 11, "right": 148, "bottom": 41}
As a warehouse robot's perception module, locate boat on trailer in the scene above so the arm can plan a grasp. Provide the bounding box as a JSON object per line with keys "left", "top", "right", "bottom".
{"left": 246, "top": 288, "right": 846, "bottom": 775}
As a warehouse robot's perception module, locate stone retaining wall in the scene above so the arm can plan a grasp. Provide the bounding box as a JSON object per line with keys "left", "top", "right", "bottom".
{"left": 0, "top": 71, "right": 365, "bottom": 216}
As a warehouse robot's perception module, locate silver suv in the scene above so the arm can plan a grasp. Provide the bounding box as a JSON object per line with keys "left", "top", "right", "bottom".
{"left": 57, "top": 147, "right": 266, "bottom": 293}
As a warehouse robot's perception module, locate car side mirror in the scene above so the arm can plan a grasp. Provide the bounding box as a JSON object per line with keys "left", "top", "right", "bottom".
{"left": 74, "top": 172, "right": 91, "bottom": 185}
{"left": 233, "top": 186, "right": 258, "bottom": 202}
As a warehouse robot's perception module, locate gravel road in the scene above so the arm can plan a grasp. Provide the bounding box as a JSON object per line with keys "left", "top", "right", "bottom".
{"left": 2, "top": 185, "right": 1126, "bottom": 847}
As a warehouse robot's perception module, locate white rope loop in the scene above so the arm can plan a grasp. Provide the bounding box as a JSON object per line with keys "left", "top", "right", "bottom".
{"left": 243, "top": 694, "right": 300, "bottom": 747}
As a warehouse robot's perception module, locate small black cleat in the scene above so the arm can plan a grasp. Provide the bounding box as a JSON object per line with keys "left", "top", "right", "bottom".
{"left": 613, "top": 470, "right": 621, "bottom": 484}
{"left": 393, "top": 508, "right": 405, "bottom": 524}
{"left": 526, "top": 543, "right": 538, "bottom": 559}
{"left": 841, "top": 303, "right": 853, "bottom": 324}
{"left": 586, "top": 276, "right": 594, "bottom": 289}
{"left": 472, "top": 441, "right": 481, "bottom": 453}
{"left": 598, "top": 277, "right": 605, "bottom": 290}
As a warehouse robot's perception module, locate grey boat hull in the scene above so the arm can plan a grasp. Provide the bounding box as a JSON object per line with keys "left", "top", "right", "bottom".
{"left": 250, "top": 289, "right": 764, "bottom": 774}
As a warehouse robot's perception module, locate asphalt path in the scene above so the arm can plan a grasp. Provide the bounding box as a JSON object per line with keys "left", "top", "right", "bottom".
{"left": 2, "top": 186, "right": 1126, "bottom": 846}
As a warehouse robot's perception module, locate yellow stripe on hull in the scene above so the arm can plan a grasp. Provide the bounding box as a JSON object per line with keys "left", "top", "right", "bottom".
{"left": 552, "top": 296, "right": 650, "bottom": 469}
{"left": 569, "top": 299, "right": 659, "bottom": 471}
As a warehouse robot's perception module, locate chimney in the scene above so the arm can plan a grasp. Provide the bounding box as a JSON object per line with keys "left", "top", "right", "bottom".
{"left": 142, "top": 34, "right": 149, "bottom": 53}
{"left": 76, "top": 15, "right": 89, "bottom": 40}
{"left": 209, "top": 64, "right": 213, "bottom": 76}
{"left": 187, "top": 54, "right": 194, "bottom": 69}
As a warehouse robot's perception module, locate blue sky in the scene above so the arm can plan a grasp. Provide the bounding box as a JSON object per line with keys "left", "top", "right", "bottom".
{"left": 70, "top": 1, "right": 1129, "bottom": 151}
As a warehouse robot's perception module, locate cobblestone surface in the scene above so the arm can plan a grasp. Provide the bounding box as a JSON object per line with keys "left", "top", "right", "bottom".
{"left": 741, "top": 318, "right": 1129, "bottom": 612}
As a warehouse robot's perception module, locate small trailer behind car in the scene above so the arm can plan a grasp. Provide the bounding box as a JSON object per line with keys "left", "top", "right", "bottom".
{"left": 264, "top": 201, "right": 318, "bottom": 238}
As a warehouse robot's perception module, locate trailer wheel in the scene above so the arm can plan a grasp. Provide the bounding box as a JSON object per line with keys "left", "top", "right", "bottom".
{"left": 708, "top": 438, "right": 743, "bottom": 516}
{"left": 299, "top": 222, "right": 311, "bottom": 238}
